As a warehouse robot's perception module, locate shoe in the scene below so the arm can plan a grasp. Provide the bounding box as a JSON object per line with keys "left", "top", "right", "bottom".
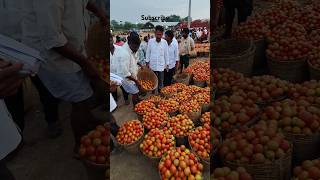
{"left": 47, "top": 122, "right": 63, "bottom": 139}
{"left": 124, "top": 100, "right": 130, "bottom": 105}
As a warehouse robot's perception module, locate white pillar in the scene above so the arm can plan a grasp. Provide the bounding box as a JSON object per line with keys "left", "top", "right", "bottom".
{"left": 188, "top": 0, "right": 191, "bottom": 29}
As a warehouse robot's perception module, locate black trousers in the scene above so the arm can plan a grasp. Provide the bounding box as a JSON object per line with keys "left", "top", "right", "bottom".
{"left": 224, "top": 0, "right": 253, "bottom": 35}
{"left": 30, "top": 76, "right": 60, "bottom": 125}
{"left": 4, "top": 76, "right": 59, "bottom": 132}
{"left": 4, "top": 86, "right": 24, "bottom": 131}
{"left": 164, "top": 67, "right": 176, "bottom": 87}
{"left": 111, "top": 86, "right": 129, "bottom": 102}
{"left": 180, "top": 55, "right": 190, "bottom": 73}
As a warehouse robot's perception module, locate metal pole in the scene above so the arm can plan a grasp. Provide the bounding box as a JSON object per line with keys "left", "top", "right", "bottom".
{"left": 188, "top": 0, "right": 191, "bottom": 29}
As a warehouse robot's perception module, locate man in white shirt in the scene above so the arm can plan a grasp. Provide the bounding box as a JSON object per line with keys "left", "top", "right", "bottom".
{"left": 121, "top": 32, "right": 142, "bottom": 105}
{"left": 146, "top": 25, "right": 169, "bottom": 92}
{"left": 110, "top": 34, "right": 141, "bottom": 105}
{"left": 164, "top": 30, "right": 179, "bottom": 86}
{"left": 22, "top": 0, "right": 108, "bottom": 148}
{"left": 179, "top": 28, "right": 195, "bottom": 73}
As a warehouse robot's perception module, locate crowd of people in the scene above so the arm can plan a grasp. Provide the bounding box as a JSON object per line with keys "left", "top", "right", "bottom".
{"left": 109, "top": 25, "right": 196, "bottom": 155}
{"left": 1, "top": 0, "right": 109, "bottom": 179}
{"left": 110, "top": 25, "right": 195, "bottom": 106}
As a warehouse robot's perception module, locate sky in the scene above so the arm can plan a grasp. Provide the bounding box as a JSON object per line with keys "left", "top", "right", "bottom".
{"left": 110, "top": 0, "right": 210, "bottom": 23}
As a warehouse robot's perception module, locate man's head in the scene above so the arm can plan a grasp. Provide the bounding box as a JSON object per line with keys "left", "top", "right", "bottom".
{"left": 155, "top": 25, "right": 164, "bottom": 42}
{"left": 127, "top": 32, "right": 141, "bottom": 53}
{"left": 182, "top": 28, "right": 189, "bottom": 38}
{"left": 165, "top": 30, "right": 174, "bottom": 45}
{"left": 116, "top": 36, "right": 121, "bottom": 43}
{"left": 143, "top": 36, "right": 148, "bottom": 43}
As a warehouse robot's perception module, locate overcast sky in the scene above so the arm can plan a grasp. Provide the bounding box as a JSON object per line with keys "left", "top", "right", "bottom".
{"left": 110, "top": 0, "right": 210, "bottom": 23}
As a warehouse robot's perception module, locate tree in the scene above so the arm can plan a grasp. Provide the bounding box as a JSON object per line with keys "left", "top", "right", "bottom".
{"left": 167, "top": 15, "right": 181, "bottom": 22}
{"left": 123, "top": 21, "right": 133, "bottom": 30}
{"left": 111, "top": 20, "right": 119, "bottom": 29}
{"left": 182, "top": 16, "right": 192, "bottom": 21}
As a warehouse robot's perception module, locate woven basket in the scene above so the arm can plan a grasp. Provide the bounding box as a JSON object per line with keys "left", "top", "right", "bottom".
{"left": 267, "top": 56, "right": 308, "bottom": 83}
{"left": 201, "top": 103, "right": 210, "bottom": 113}
{"left": 181, "top": 109, "right": 202, "bottom": 122}
{"left": 213, "top": 39, "right": 254, "bottom": 57}
{"left": 83, "top": 160, "right": 107, "bottom": 180}
{"left": 119, "top": 129, "right": 145, "bottom": 154}
{"left": 308, "top": 60, "right": 320, "bottom": 80}
{"left": 137, "top": 68, "right": 158, "bottom": 92}
{"left": 141, "top": 151, "right": 161, "bottom": 168}
{"left": 256, "top": 94, "right": 288, "bottom": 108}
{"left": 86, "top": 22, "right": 108, "bottom": 59}
{"left": 193, "top": 79, "right": 206, "bottom": 87}
{"left": 173, "top": 73, "right": 191, "bottom": 85}
{"left": 223, "top": 148, "right": 292, "bottom": 180}
{"left": 284, "top": 132, "right": 320, "bottom": 166}
{"left": 213, "top": 40, "right": 255, "bottom": 77}
{"left": 188, "top": 136, "right": 210, "bottom": 171}
{"left": 253, "top": 39, "right": 267, "bottom": 71}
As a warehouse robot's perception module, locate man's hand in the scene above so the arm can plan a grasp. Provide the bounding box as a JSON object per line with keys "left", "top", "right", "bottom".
{"left": 0, "top": 60, "right": 24, "bottom": 98}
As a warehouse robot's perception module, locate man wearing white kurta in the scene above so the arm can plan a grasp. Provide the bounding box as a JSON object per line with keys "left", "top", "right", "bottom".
{"left": 146, "top": 25, "right": 169, "bottom": 92}
{"left": 110, "top": 34, "right": 141, "bottom": 105}
{"left": 21, "top": 0, "right": 108, "bottom": 148}
{"left": 164, "top": 30, "right": 179, "bottom": 86}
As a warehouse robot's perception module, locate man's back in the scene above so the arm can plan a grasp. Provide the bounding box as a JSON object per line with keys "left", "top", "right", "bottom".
{"left": 22, "top": 0, "right": 90, "bottom": 73}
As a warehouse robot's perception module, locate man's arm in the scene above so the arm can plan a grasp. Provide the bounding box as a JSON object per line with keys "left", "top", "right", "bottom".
{"left": 175, "top": 43, "right": 180, "bottom": 69}
{"left": 86, "top": 1, "right": 108, "bottom": 26}
{"left": 164, "top": 42, "right": 169, "bottom": 70}
{"left": 190, "top": 38, "right": 195, "bottom": 51}
{"left": 145, "top": 41, "right": 151, "bottom": 67}
{"left": 35, "top": 0, "right": 99, "bottom": 79}
{"left": 0, "top": 60, "right": 24, "bottom": 98}
{"left": 53, "top": 44, "right": 99, "bottom": 78}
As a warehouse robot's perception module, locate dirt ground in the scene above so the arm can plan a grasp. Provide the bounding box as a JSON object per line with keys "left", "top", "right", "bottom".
{"left": 110, "top": 58, "right": 210, "bottom": 180}
{"left": 7, "top": 79, "right": 88, "bottom": 180}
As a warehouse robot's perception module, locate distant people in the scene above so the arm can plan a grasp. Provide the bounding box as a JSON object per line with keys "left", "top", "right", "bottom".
{"left": 223, "top": 0, "right": 253, "bottom": 38}
{"left": 115, "top": 36, "right": 124, "bottom": 46}
{"left": 179, "top": 28, "right": 195, "bottom": 73}
{"left": 146, "top": 25, "right": 169, "bottom": 93}
{"left": 196, "top": 28, "right": 201, "bottom": 41}
{"left": 138, "top": 36, "right": 148, "bottom": 66}
{"left": 164, "top": 30, "right": 179, "bottom": 86}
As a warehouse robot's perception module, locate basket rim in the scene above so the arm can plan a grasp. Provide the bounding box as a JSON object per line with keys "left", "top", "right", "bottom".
{"left": 223, "top": 145, "right": 293, "bottom": 166}
{"left": 266, "top": 54, "right": 307, "bottom": 63}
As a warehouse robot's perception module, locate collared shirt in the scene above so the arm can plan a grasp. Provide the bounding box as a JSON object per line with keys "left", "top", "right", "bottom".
{"left": 146, "top": 38, "right": 169, "bottom": 72}
{"left": 123, "top": 42, "right": 139, "bottom": 79}
{"left": 179, "top": 36, "right": 195, "bottom": 56}
{"left": 167, "top": 41, "right": 179, "bottom": 69}
{"left": 21, "top": 0, "right": 90, "bottom": 73}
{"left": 110, "top": 45, "right": 131, "bottom": 79}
